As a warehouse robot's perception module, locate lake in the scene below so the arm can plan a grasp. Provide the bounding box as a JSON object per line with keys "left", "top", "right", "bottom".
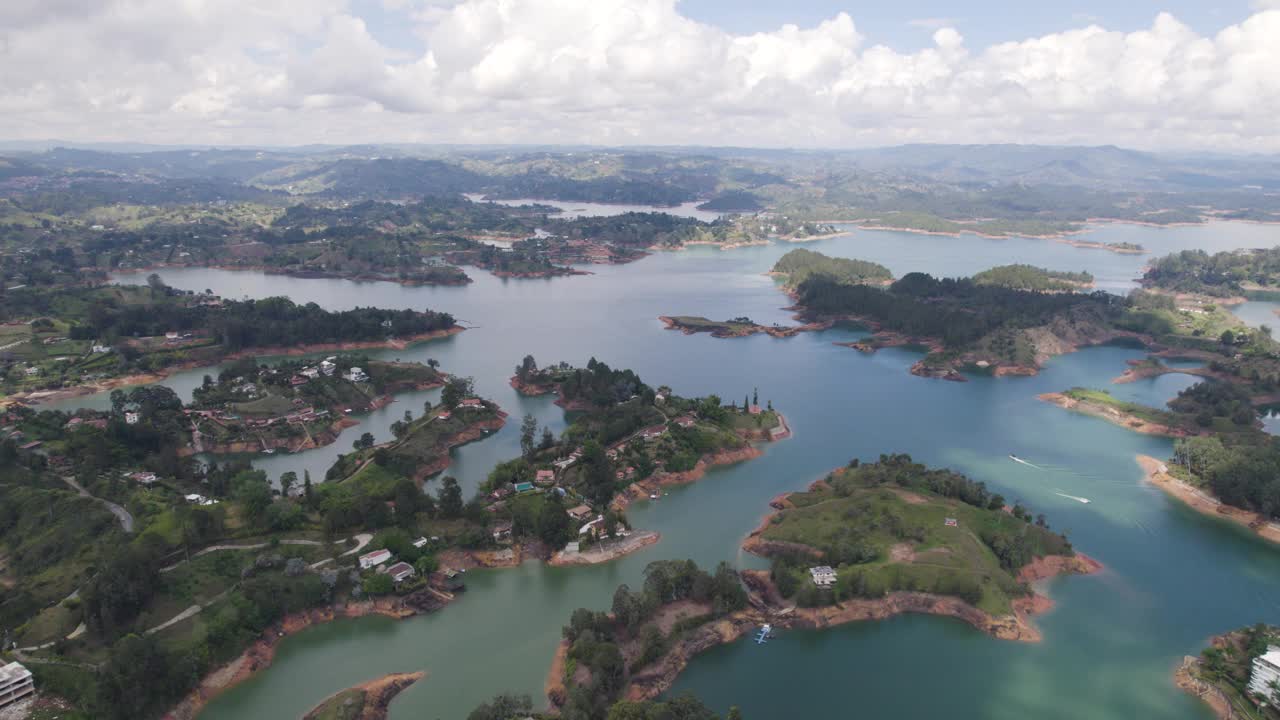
{"left": 81, "top": 221, "right": 1280, "bottom": 720}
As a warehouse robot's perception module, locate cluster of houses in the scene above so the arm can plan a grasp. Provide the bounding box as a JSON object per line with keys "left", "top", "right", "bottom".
{"left": 357, "top": 546, "right": 417, "bottom": 585}
{"left": 287, "top": 357, "right": 367, "bottom": 387}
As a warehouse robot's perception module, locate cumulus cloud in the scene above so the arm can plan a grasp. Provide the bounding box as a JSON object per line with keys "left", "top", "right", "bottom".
{"left": 0, "top": 0, "right": 1278, "bottom": 150}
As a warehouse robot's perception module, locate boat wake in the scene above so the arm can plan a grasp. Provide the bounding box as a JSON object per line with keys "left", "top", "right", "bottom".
{"left": 1009, "top": 454, "right": 1044, "bottom": 470}
{"left": 1055, "top": 492, "right": 1091, "bottom": 504}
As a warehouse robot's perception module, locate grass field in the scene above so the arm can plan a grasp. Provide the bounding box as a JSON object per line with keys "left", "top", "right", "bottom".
{"left": 762, "top": 462, "right": 1072, "bottom": 615}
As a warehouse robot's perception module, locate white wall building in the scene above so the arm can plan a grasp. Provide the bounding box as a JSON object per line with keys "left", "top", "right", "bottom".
{"left": 810, "top": 566, "right": 837, "bottom": 587}
{"left": 0, "top": 661, "right": 34, "bottom": 709}
{"left": 1249, "top": 647, "right": 1280, "bottom": 702}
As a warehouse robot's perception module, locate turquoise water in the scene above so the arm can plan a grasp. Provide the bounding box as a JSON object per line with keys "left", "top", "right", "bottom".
{"left": 73, "top": 222, "right": 1280, "bottom": 720}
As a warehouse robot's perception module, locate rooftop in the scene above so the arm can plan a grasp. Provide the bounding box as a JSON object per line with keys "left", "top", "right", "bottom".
{"left": 0, "top": 661, "right": 32, "bottom": 683}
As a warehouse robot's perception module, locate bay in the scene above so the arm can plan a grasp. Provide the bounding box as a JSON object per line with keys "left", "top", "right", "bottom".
{"left": 73, "top": 221, "right": 1280, "bottom": 720}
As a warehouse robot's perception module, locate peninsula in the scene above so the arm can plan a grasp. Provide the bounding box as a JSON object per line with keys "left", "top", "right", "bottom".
{"left": 1176, "top": 624, "right": 1280, "bottom": 720}
{"left": 0, "top": 281, "right": 461, "bottom": 406}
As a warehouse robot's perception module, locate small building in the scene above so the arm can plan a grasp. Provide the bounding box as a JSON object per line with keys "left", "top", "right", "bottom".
{"left": 386, "top": 561, "right": 416, "bottom": 584}
{"left": 0, "top": 661, "right": 35, "bottom": 709}
{"left": 748, "top": 404, "right": 763, "bottom": 415}
{"left": 492, "top": 521, "right": 514, "bottom": 544}
{"left": 184, "top": 493, "right": 216, "bottom": 506}
{"left": 124, "top": 411, "right": 140, "bottom": 425}
{"left": 535, "top": 469, "right": 556, "bottom": 486}
{"left": 436, "top": 411, "right": 452, "bottom": 421}
{"left": 91, "top": 344, "right": 112, "bottom": 354}
{"left": 131, "top": 471, "right": 158, "bottom": 485}
{"left": 567, "top": 504, "right": 594, "bottom": 522}
{"left": 345, "top": 367, "right": 369, "bottom": 383}
{"left": 810, "top": 566, "right": 837, "bottom": 587}
{"left": 412, "top": 536, "right": 430, "bottom": 549}
{"left": 944, "top": 518, "right": 958, "bottom": 527}
{"left": 1249, "top": 647, "right": 1280, "bottom": 702}
{"left": 319, "top": 360, "right": 336, "bottom": 376}
{"left": 23, "top": 366, "right": 39, "bottom": 376}
{"left": 674, "top": 415, "right": 696, "bottom": 428}
{"left": 300, "top": 367, "right": 320, "bottom": 379}
{"left": 456, "top": 397, "right": 484, "bottom": 409}
{"left": 359, "top": 548, "right": 392, "bottom": 570}
{"left": 164, "top": 331, "right": 180, "bottom": 340}
{"left": 290, "top": 375, "right": 309, "bottom": 387}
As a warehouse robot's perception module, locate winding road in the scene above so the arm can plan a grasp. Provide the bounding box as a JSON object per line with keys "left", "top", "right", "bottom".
{"left": 61, "top": 476, "right": 134, "bottom": 533}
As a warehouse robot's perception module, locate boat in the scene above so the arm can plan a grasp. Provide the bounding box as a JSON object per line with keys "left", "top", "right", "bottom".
{"left": 649, "top": 493, "right": 658, "bottom": 500}
{"left": 754, "top": 624, "right": 772, "bottom": 644}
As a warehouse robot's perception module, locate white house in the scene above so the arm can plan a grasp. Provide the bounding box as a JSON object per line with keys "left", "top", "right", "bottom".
{"left": 319, "top": 360, "right": 337, "bottom": 376}
{"left": 300, "top": 367, "right": 320, "bottom": 380}
{"left": 1249, "top": 647, "right": 1280, "bottom": 702}
{"left": 0, "top": 661, "right": 35, "bottom": 709}
{"left": 23, "top": 366, "right": 39, "bottom": 376}
{"left": 184, "top": 493, "right": 216, "bottom": 506}
{"left": 359, "top": 548, "right": 392, "bottom": 570}
{"left": 386, "top": 561, "right": 416, "bottom": 583}
{"left": 91, "top": 344, "right": 112, "bottom": 354}
{"left": 345, "top": 367, "right": 369, "bottom": 383}
{"left": 124, "top": 411, "right": 140, "bottom": 425}
{"left": 810, "top": 566, "right": 837, "bottom": 587}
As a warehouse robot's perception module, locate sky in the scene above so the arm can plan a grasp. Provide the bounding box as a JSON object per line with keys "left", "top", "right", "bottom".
{"left": 2, "top": 0, "right": 1280, "bottom": 151}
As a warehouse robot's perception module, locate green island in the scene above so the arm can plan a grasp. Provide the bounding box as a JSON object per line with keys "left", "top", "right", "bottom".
{"left": 1176, "top": 624, "right": 1280, "bottom": 720}
{"left": 767, "top": 248, "right": 893, "bottom": 289}
{"left": 0, "top": 280, "right": 459, "bottom": 405}
{"left": 1143, "top": 248, "right": 1280, "bottom": 299}
{"left": 971, "top": 264, "right": 1094, "bottom": 291}
{"left": 528, "top": 457, "right": 1097, "bottom": 715}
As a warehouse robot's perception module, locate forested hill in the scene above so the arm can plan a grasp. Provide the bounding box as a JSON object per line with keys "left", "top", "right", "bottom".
{"left": 971, "top": 264, "right": 1093, "bottom": 291}
{"left": 793, "top": 272, "right": 1121, "bottom": 348}
{"left": 2, "top": 284, "right": 456, "bottom": 348}
{"left": 770, "top": 249, "right": 892, "bottom": 288}
{"left": 1143, "top": 248, "right": 1280, "bottom": 297}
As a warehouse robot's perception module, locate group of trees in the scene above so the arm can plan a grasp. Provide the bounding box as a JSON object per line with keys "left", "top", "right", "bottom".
{"left": 971, "top": 264, "right": 1093, "bottom": 291}
{"left": 1144, "top": 247, "right": 1280, "bottom": 297}
{"left": 770, "top": 248, "right": 892, "bottom": 288}
{"left": 1174, "top": 435, "right": 1280, "bottom": 519}
{"left": 794, "top": 272, "right": 1123, "bottom": 351}
{"left": 557, "top": 561, "right": 748, "bottom": 720}
{"left": 557, "top": 358, "right": 649, "bottom": 408}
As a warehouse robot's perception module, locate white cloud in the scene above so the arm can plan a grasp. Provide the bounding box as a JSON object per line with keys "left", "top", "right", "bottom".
{"left": 1, "top": 0, "right": 1279, "bottom": 150}
{"left": 908, "top": 18, "right": 957, "bottom": 30}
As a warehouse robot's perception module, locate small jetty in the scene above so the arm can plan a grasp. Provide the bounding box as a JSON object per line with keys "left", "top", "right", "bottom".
{"left": 754, "top": 623, "right": 772, "bottom": 644}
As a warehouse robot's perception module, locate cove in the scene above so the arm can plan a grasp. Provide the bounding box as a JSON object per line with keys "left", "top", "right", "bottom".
{"left": 71, "top": 221, "right": 1280, "bottom": 720}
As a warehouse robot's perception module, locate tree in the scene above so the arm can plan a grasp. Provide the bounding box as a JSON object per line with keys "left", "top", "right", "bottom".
{"left": 353, "top": 432, "right": 375, "bottom": 450}
{"left": 146, "top": 272, "right": 166, "bottom": 297}
{"left": 540, "top": 426, "right": 556, "bottom": 450}
{"left": 303, "top": 470, "right": 313, "bottom": 504}
{"left": 1221, "top": 329, "right": 1236, "bottom": 345}
{"left": 442, "top": 376, "right": 475, "bottom": 408}
{"left": 279, "top": 471, "right": 297, "bottom": 498}
{"left": 516, "top": 354, "right": 538, "bottom": 382}
{"left": 520, "top": 413, "right": 538, "bottom": 457}
{"left": 362, "top": 573, "right": 393, "bottom": 595}
{"left": 232, "top": 470, "right": 273, "bottom": 527}
{"left": 468, "top": 693, "right": 533, "bottom": 720}
{"left": 438, "top": 476, "right": 463, "bottom": 518}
